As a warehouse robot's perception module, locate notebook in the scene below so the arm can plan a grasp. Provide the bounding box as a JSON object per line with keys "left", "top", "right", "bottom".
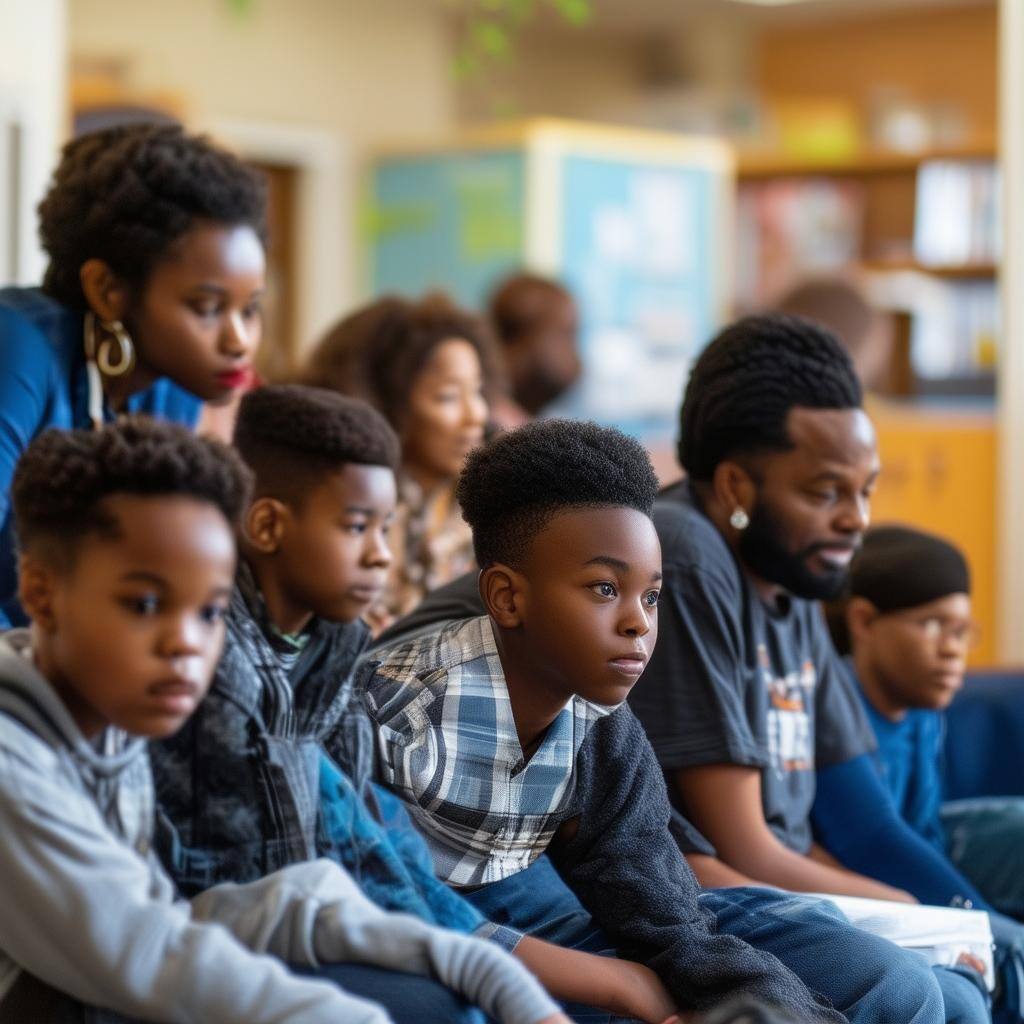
{"left": 808, "top": 893, "right": 994, "bottom": 990}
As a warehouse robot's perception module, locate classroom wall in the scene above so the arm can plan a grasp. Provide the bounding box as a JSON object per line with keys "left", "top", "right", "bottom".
{"left": 453, "top": 3, "right": 995, "bottom": 149}
{"left": 69, "top": 0, "right": 455, "bottom": 148}
{"left": 453, "top": 13, "right": 758, "bottom": 134}
{"left": 455, "top": 29, "right": 649, "bottom": 124}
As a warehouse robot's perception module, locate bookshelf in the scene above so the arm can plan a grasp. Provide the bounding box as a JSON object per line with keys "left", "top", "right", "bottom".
{"left": 735, "top": 145, "right": 999, "bottom": 665}
{"left": 735, "top": 143, "right": 999, "bottom": 398}
{"left": 858, "top": 259, "right": 996, "bottom": 280}
{"left": 737, "top": 144, "right": 997, "bottom": 180}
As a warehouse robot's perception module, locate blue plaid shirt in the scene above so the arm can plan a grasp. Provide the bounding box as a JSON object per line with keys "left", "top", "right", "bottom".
{"left": 359, "top": 616, "right": 614, "bottom": 887}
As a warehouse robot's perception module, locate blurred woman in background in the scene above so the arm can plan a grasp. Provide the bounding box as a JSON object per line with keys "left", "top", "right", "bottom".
{"left": 304, "top": 292, "right": 496, "bottom": 630}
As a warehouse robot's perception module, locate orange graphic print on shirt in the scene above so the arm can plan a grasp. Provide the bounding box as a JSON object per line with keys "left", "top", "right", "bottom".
{"left": 758, "top": 644, "right": 816, "bottom": 776}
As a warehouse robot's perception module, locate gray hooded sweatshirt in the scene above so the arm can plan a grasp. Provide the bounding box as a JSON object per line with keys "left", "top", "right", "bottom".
{"left": 0, "top": 630, "right": 559, "bottom": 1024}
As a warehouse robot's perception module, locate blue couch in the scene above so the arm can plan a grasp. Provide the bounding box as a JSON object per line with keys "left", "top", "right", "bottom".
{"left": 944, "top": 671, "right": 1024, "bottom": 800}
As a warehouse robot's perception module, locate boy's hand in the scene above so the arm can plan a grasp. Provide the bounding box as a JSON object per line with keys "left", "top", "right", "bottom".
{"left": 956, "top": 951, "right": 988, "bottom": 976}
{"left": 601, "top": 958, "right": 680, "bottom": 1024}
{"left": 514, "top": 935, "right": 680, "bottom": 1023}
{"left": 538, "top": 1015, "right": 573, "bottom": 1024}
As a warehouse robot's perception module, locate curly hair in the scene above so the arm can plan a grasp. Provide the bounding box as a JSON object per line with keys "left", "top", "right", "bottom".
{"left": 12, "top": 417, "right": 252, "bottom": 565}
{"left": 38, "top": 123, "right": 267, "bottom": 310}
{"left": 234, "top": 384, "right": 399, "bottom": 504}
{"left": 456, "top": 418, "right": 659, "bottom": 568}
{"left": 302, "top": 292, "right": 501, "bottom": 430}
{"left": 678, "top": 313, "right": 863, "bottom": 481}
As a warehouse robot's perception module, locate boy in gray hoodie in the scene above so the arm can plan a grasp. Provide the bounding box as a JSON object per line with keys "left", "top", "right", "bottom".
{"left": 0, "top": 416, "right": 566, "bottom": 1024}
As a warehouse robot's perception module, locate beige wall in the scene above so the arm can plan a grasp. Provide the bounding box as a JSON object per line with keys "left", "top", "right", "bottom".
{"left": 69, "top": 0, "right": 455, "bottom": 148}
{"left": 456, "top": 29, "right": 647, "bottom": 124}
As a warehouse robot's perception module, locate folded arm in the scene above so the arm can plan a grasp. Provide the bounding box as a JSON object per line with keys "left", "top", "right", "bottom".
{"left": 674, "top": 762, "right": 915, "bottom": 902}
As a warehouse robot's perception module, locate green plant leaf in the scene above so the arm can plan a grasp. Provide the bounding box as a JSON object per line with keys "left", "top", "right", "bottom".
{"left": 471, "top": 19, "right": 511, "bottom": 57}
{"left": 552, "top": 0, "right": 591, "bottom": 26}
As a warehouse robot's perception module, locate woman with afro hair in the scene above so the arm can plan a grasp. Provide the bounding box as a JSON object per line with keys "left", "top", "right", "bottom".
{"left": 0, "top": 122, "right": 268, "bottom": 627}
{"left": 303, "top": 292, "right": 497, "bottom": 631}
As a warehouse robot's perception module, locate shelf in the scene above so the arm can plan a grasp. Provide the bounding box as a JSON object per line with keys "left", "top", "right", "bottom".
{"left": 737, "top": 143, "right": 996, "bottom": 180}
{"left": 860, "top": 258, "right": 997, "bottom": 279}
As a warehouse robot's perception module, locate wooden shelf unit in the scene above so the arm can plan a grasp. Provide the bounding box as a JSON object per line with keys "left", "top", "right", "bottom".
{"left": 737, "top": 143, "right": 997, "bottom": 271}
{"left": 859, "top": 258, "right": 997, "bottom": 279}
{"left": 737, "top": 143, "right": 997, "bottom": 180}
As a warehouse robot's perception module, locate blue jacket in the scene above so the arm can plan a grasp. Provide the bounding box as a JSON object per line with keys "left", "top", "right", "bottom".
{"left": 0, "top": 287, "right": 201, "bottom": 626}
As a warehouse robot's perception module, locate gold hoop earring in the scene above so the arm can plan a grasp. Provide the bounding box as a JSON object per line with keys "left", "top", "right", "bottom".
{"left": 84, "top": 311, "right": 136, "bottom": 378}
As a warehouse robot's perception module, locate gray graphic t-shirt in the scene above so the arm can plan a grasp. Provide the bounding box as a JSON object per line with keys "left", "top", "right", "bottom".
{"left": 629, "top": 480, "right": 876, "bottom": 854}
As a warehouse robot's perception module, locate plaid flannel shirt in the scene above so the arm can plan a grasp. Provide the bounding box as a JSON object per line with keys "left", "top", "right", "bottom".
{"left": 359, "top": 616, "right": 613, "bottom": 887}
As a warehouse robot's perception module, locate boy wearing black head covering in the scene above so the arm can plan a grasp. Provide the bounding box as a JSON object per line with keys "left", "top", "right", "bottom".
{"left": 832, "top": 524, "right": 974, "bottom": 731}
{"left": 830, "top": 525, "right": 1024, "bottom": 1016}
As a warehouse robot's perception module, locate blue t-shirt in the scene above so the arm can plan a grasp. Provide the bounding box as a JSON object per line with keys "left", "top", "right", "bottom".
{"left": 847, "top": 659, "right": 947, "bottom": 853}
{"left": 0, "top": 287, "right": 202, "bottom": 627}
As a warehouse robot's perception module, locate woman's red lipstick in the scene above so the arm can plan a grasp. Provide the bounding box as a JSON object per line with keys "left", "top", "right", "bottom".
{"left": 217, "top": 368, "right": 251, "bottom": 390}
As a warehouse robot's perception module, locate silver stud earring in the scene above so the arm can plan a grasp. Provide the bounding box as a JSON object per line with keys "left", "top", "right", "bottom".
{"left": 730, "top": 507, "right": 750, "bottom": 531}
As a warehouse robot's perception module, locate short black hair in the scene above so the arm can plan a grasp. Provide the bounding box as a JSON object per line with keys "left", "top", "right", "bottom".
{"left": 13, "top": 417, "right": 252, "bottom": 566}
{"left": 303, "top": 292, "right": 501, "bottom": 430}
{"left": 488, "top": 272, "right": 573, "bottom": 346}
{"left": 678, "top": 313, "right": 863, "bottom": 481}
{"left": 457, "top": 418, "right": 659, "bottom": 568}
{"left": 38, "top": 123, "right": 267, "bottom": 310}
{"left": 233, "top": 384, "right": 400, "bottom": 505}
{"left": 827, "top": 524, "right": 972, "bottom": 654}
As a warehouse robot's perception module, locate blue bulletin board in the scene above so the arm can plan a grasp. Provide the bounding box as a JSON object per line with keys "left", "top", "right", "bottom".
{"left": 368, "top": 125, "right": 731, "bottom": 445}
{"left": 556, "top": 154, "right": 721, "bottom": 438}
{"left": 369, "top": 150, "right": 525, "bottom": 307}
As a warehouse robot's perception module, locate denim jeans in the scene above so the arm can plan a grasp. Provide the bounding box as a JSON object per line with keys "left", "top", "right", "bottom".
{"left": 988, "top": 911, "right": 1024, "bottom": 1024}
{"left": 466, "top": 855, "right": 990, "bottom": 1024}
{"left": 943, "top": 798, "right": 1024, "bottom": 921}
{"left": 293, "top": 962, "right": 486, "bottom": 1024}
{"left": 4, "top": 962, "right": 487, "bottom": 1024}
{"left": 941, "top": 799, "right": 1024, "bottom": 1023}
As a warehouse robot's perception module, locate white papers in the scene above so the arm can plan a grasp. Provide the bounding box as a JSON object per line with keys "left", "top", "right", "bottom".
{"left": 808, "top": 893, "right": 994, "bottom": 990}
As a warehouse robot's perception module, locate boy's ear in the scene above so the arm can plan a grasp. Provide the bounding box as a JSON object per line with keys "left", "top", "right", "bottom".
{"left": 846, "top": 596, "right": 878, "bottom": 645}
{"left": 18, "top": 554, "right": 59, "bottom": 632}
{"left": 480, "top": 563, "right": 527, "bottom": 629}
{"left": 244, "top": 497, "right": 290, "bottom": 554}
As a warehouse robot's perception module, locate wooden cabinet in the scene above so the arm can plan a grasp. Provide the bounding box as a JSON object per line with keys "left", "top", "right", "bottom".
{"left": 869, "top": 402, "right": 997, "bottom": 666}
{"left": 736, "top": 146, "right": 998, "bottom": 397}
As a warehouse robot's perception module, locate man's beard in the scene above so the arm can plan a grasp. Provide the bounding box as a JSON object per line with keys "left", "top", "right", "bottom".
{"left": 738, "top": 501, "right": 851, "bottom": 601}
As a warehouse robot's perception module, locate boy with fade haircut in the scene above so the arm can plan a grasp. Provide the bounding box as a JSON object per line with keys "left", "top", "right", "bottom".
{"left": 829, "top": 526, "right": 1024, "bottom": 1017}
{"left": 151, "top": 383, "right": 683, "bottom": 1024}
{"left": 360, "top": 417, "right": 879, "bottom": 1024}
{"left": 0, "top": 416, "right": 567, "bottom": 1024}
